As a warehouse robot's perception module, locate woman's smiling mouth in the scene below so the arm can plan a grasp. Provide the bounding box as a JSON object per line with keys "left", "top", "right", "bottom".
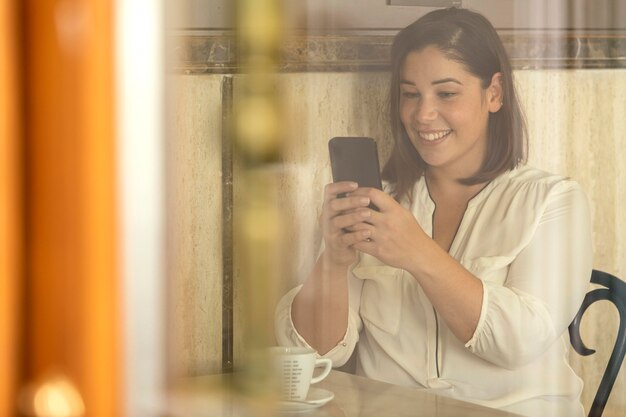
{"left": 418, "top": 129, "right": 452, "bottom": 141}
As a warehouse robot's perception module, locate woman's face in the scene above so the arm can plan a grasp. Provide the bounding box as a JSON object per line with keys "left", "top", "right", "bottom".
{"left": 399, "top": 46, "right": 501, "bottom": 179}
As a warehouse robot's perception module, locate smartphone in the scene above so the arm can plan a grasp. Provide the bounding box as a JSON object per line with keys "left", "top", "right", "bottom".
{"left": 328, "top": 137, "right": 383, "bottom": 209}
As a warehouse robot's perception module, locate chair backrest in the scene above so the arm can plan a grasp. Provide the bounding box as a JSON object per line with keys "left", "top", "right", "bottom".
{"left": 568, "top": 269, "right": 626, "bottom": 417}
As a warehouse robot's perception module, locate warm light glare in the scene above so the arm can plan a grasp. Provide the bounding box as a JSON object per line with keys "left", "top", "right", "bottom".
{"left": 23, "top": 375, "right": 85, "bottom": 417}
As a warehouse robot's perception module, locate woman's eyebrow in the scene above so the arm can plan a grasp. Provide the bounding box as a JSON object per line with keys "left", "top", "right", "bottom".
{"left": 432, "top": 77, "right": 463, "bottom": 85}
{"left": 400, "top": 78, "right": 463, "bottom": 86}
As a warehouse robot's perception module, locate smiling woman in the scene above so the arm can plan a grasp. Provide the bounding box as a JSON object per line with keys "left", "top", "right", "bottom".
{"left": 161, "top": 0, "right": 626, "bottom": 414}
{"left": 276, "top": 7, "right": 592, "bottom": 417}
{"left": 384, "top": 7, "right": 526, "bottom": 200}
{"left": 398, "top": 47, "right": 500, "bottom": 182}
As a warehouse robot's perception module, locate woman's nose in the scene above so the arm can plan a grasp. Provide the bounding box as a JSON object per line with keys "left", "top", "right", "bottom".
{"left": 414, "top": 98, "right": 437, "bottom": 123}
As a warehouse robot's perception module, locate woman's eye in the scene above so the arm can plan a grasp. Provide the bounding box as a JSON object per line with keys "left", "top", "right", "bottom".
{"left": 401, "top": 91, "right": 419, "bottom": 99}
{"left": 438, "top": 91, "right": 457, "bottom": 99}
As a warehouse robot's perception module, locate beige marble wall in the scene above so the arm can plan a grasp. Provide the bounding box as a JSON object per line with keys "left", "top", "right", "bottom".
{"left": 167, "top": 74, "right": 224, "bottom": 376}
{"left": 170, "top": 69, "right": 626, "bottom": 415}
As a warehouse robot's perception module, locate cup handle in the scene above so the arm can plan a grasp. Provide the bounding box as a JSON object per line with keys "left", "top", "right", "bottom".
{"left": 310, "top": 358, "right": 333, "bottom": 384}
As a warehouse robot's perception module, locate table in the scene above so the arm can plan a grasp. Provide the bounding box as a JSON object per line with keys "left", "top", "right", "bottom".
{"left": 165, "top": 370, "right": 524, "bottom": 417}
{"left": 314, "top": 370, "right": 523, "bottom": 417}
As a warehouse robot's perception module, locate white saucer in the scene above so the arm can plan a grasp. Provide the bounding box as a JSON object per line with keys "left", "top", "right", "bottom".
{"left": 278, "top": 387, "right": 335, "bottom": 413}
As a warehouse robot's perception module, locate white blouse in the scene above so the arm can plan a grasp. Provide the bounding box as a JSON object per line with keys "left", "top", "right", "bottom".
{"left": 275, "top": 166, "right": 593, "bottom": 417}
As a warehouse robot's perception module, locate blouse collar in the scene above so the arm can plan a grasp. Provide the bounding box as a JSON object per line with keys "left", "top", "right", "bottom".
{"left": 413, "top": 168, "right": 517, "bottom": 210}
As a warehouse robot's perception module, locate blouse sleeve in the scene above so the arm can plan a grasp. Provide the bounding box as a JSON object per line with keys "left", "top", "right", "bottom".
{"left": 274, "top": 266, "right": 365, "bottom": 366}
{"left": 465, "top": 181, "right": 592, "bottom": 369}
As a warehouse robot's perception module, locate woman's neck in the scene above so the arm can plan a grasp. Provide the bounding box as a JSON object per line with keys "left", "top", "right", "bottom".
{"left": 424, "top": 169, "right": 488, "bottom": 203}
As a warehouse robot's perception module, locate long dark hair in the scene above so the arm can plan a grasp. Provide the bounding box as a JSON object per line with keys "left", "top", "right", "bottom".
{"left": 382, "top": 7, "right": 527, "bottom": 202}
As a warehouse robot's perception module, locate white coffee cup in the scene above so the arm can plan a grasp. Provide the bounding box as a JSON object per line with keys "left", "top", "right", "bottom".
{"left": 269, "top": 346, "right": 333, "bottom": 401}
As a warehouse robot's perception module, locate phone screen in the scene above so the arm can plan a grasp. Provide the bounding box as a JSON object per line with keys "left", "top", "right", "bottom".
{"left": 328, "top": 137, "right": 382, "bottom": 190}
{"left": 329, "top": 137, "right": 382, "bottom": 211}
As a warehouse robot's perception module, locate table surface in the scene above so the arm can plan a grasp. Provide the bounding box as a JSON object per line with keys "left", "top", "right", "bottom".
{"left": 314, "top": 370, "right": 523, "bottom": 417}
{"left": 165, "top": 370, "right": 524, "bottom": 417}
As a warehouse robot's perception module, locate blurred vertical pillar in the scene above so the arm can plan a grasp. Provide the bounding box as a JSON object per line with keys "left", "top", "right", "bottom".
{"left": 21, "top": 0, "right": 121, "bottom": 416}
{"left": 0, "top": 0, "right": 23, "bottom": 415}
{"left": 235, "top": 0, "right": 284, "bottom": 361}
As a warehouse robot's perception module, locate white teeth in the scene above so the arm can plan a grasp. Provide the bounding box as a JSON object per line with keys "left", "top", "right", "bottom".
{"left": 419, "top": 130, "right": 451, "bottom": 141}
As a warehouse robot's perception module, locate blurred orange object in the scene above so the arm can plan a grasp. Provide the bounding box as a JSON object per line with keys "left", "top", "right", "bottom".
{"left": 1, "top": 0, "right": 122, "bottom": 416}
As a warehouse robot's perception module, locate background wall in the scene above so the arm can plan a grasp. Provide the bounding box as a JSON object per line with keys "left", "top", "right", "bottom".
{"left": 167, "top": 76, "right": 224, "bottom": 376}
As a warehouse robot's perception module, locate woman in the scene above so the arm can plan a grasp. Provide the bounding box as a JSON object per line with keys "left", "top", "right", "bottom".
{"left": 275, "top": 7, "right": 592, "bottom": 417}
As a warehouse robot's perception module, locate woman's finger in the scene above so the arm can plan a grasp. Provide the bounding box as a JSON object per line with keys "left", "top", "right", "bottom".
{"left": 331, "top": 209, "right": 372, "bottom": 230}
{"left": 328, "top": 195, "right": 371, "bottom": 212}
{"left": 324, "top": 181, "right": 358, "bottom": 199}
{"left": 320, "top": 182, "right": 362, "bottom": 222}
{"left": 338, "top": 229, "right": 372, "bottom": 247}
{"left": 348, "top": 187, "right": 394, "bottom": 212}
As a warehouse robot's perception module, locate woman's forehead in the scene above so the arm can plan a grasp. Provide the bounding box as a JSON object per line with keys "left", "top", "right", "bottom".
{"left": 400, "top": 47, "right": 477, "bottom": 85}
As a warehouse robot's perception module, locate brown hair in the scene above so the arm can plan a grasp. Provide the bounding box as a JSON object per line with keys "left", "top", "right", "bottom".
{"left": 382, "top": 7, "right": 527, "bottom": 201}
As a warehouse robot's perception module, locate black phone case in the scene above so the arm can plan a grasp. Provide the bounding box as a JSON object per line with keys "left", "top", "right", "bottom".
{"left": 328, "top": 137, "right": 382, "bottom": 190}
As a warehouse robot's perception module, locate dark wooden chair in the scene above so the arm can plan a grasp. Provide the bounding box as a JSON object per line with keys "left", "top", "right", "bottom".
{"left": 569, "top": 269, "right": 626, "bottom": 417}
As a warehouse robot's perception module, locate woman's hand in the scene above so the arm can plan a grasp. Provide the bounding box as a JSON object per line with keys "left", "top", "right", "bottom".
{"left": 349, "top": 188, "right": 428, "bottom": 271}
{"left": 320, "top": 181, "right": 374, "bottom": 267}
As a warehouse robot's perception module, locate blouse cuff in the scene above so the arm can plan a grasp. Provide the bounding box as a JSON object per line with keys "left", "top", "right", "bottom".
{"left": 274, "top": 285, "right": 356, "bottom": 366}
{"left": 275, "top": 286, "right": 311, "bottom": 348}
{"left": 464, "top": 278, "right": 489, "bottom": 348}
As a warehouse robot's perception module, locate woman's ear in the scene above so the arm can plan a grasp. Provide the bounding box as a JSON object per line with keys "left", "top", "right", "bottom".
{"left": 487, "top": 72, "right": 504, "bottom": 113}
